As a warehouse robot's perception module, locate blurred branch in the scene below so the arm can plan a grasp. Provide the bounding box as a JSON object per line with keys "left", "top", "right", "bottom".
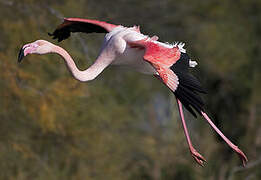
{"left": 228, "top": 156, "right": 261, "bottom": 180}
{"left": 45, "top": 6, "right": 64, "bottom": 20}
{"left": 16, "top": 77, "right": 44, "bottom": 96}
{"left": 233, "top": 156, "right": 261, "bottom": 172}
{"left": 77, "top": 35, "right": 90, "bottom": 59}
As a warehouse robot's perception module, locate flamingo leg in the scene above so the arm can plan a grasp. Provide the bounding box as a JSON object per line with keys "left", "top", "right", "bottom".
{"left": 201, "top": 111, "right": 248, "bottom": 166}
{"left": 176, "top": 98, "right": 206, "bottom": 166}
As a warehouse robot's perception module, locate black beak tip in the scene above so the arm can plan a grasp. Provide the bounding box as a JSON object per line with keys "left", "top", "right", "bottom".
{"left": 18, "top": 47, "right": 25, "bottom": 63}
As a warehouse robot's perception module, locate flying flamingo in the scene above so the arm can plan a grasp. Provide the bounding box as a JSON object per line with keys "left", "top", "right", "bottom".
{"left": 18, "top": 18, "right": 248, "bottom": 166}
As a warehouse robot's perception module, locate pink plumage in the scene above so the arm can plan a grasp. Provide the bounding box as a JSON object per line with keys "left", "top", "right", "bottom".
{"left": 64, "top": 18, "right": 118, "bottom": 32}
{"left": 18, "top": 18, "right": 248, "bottom": 167}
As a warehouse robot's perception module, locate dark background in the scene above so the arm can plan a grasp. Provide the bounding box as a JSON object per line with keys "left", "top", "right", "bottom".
{"left": 0, "top": 0, "right": 260, "bottom": 179}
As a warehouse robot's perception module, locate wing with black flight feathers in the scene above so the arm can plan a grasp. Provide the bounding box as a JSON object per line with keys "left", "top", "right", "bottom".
{"left": 48, "top": 18, "right": 118, "bottom": 42}
{"left": 128, "top": 39, "right": 206, "bottom": 118}
{"left": 171, "top": 53, "right": 206, "bottom": 118}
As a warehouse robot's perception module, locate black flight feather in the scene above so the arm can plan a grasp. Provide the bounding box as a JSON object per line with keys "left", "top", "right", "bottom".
{"left": 171, "top": 52, "right": 206, "bottom": 118}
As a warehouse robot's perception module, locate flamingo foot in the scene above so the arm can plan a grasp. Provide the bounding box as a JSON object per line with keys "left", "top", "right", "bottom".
{"left": 233, "top": 146, "right": 248, "bottom": 166}
{"left": 190, "top": 148, "right": 207, "bottom": 167}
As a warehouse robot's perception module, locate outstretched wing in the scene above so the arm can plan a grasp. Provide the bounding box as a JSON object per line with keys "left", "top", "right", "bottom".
{"left": 129, "top": 39, "right": 206, "bottom": 117}
{"left": 49, "top": 18, "right": 118, "bottom": 42}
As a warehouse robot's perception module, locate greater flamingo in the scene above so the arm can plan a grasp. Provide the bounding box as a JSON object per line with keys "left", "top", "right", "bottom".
{"left": 18, "top": 18, "right": 248, "bottom": 166}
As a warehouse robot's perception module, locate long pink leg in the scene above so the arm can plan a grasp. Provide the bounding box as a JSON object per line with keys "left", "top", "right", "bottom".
{"left": 176, "top": 98, "right": 206, "bottom": 166}
{"left": 201, "top": 111, "right": 248, "bottom": 166}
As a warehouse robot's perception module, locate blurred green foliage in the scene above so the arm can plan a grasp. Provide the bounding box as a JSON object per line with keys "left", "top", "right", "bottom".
{"left": 0, "top": 0, "right": 260, "bottom": 179}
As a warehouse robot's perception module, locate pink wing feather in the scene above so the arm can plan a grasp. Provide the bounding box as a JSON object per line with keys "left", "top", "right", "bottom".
{"left": 63, "top": 18, "right": 118, "bottom": 32}
{"left": 129, "top": 39, "right": 181, "bottom": 91}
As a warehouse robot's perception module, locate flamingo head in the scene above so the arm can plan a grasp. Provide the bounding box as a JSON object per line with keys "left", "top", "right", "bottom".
{"left": 18, "top": 40, "right": 55, "bottom": 63}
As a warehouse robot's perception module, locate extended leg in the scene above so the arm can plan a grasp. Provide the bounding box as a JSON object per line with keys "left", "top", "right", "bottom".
{"left": 176, "top": 98, "right": 206, "bottom": 166}
{"left": 201, "top": 111, "right": 248, "bottom": 166}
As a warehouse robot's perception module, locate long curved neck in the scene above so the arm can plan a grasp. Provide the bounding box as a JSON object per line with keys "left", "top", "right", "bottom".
{"left": 52, "top": 45, "right": 108, "bottom": 82}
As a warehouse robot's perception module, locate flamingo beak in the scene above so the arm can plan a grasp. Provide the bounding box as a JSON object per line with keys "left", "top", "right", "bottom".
{"left": 18, "top": 47, "right": 25, "bottom": 63}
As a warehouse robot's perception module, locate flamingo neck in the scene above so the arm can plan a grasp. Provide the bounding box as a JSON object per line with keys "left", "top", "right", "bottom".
{"left": 53, "top": 45, "right": 101, "bottom": 82}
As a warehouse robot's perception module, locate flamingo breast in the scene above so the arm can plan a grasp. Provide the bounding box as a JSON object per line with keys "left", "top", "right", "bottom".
{"left": 109, "top": 28, "right": 157, "bottom": 75}
{"left": 112, "top": 45, "right": 157, "bottom": 75}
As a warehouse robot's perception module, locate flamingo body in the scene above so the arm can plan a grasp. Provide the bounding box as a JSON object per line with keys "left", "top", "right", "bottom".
{"left": 18, "top": 18, "right": 248, "bottom": 167}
